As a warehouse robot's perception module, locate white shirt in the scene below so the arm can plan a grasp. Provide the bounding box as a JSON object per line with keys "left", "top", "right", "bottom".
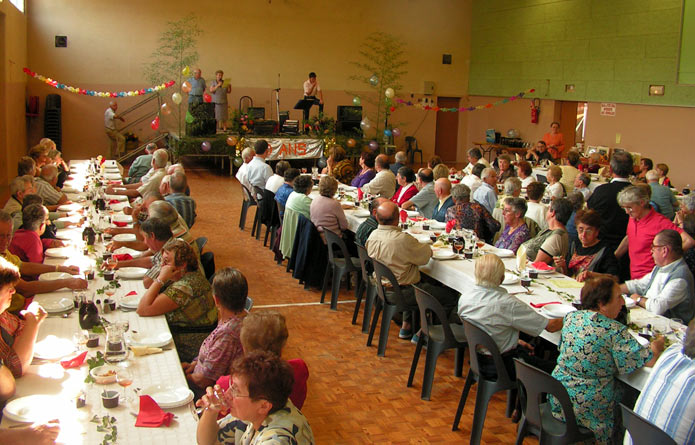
{"left": 462, "top": 174, "right": 482, "bottom": 195}
{"left": 265, "top": 174, "right": 285, "bottom": 194}
{"left": 236, "top": 162, "right": 253, "bottom": 193}
{"left": 625, "top": 259, "right": 690, "bottom": 317}
{"left": 462, "top": 158, "right": 491, "bottom": 175}
{"left": 545, "top": 182, "right": 564, "bottom": 200}
{"left": 303, "top": 79, "right": 321, "bottom": 96}
{"left": 526, "top": 202, "right": 549, "bottom": 230}
{"left": 521, "top": 175, "right": 536, "bottom": 188}
{"left": 104, "top": 107, "right": 116, "bottom": 129}
{"left": 361, "top": 169, "right": 396, "bottom": 199}
{"left": 472, "top": 182, "right": 497, "bottom": 214}
{"left": 576, "top": 186, "right": 592, "bottom": 201}
{"left": 246, "top": 156, "right": 273, "bottom": 196}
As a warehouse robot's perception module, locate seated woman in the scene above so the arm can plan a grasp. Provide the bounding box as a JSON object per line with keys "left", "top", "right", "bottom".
{"left": 274, "top": 168, "right": 301, "bottom": 217}
{"left": 495, "top": 197, "right": 530, "bottom": 254}
{"left": 0, "top": 257, "right": 47, "bottom": 378}
{"left": 457, "top": 254, "right": 562, "bottom": 378}
{"left": 495, "top": 154, "right": 516, "bottom": 183}
{"left": 551, "top": 277, "right": 664, "bottom": 444}
{"left": 554, "top": 209, "right": 618, "bottom": 282}
{"left": 183, "top": 267, "right": 247, "bottom": 394}
{"left": 495, "top": 177, "right": 521, "bottom": 209}
{"left": 350, "top": 151, "right": 376, "bottom": 188}
{"left": 285, "top": 175, "right": 313, "bottom": 219}
{"left": 9, "top": 204, "right": 63, "bottom": 265}
{"left": 445, "top": 184, "right": 500, "bottom": 244}
{"left": 543, "top": 165, "right": 565, "bottom": 201}
{"left": 521, "top": 198, "right": 572, "bottom": 266}
{"left": 196, "top": 351, "right": 315, "bottom": 445}
{"left": 217, "top": 311, "right": 309, "bottom": 410}
{"left": 391, "top": 167, "right": 418, "bottom": 207}
{"left": 310, "top": 176, "right": 347, "bottom": 242}
{"left": 432, "top": 163, "right": 449, "bottom": 181}
{"left": 322, "top": 146, "right": 354, "bottom": 185}
{"left": 266, "top": 161, "right": 290, "bottom": 194}
{"left": 517, "top": 161, "right": 536, "bottom": 188}
{"left": 136, "top": 238, "right": 217, "bottom": 362}
{"left": 656, "top": 162, "right": 672, "bottom": 188}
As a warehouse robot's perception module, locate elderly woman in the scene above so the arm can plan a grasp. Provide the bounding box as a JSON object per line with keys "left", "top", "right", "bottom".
{"left": 217, "top": 311, "right": 309, "bottom": 410}
{"left": 432, "top": 163, "right": 449, "bottom": 181}
{"left": 350, "top": 151, "right": 376, "bottom": 188}
{"left": 265, "top": 161, "right": 290, "bottom": 194}
{"left": 675, "top": 193, "right": 695, "bottom": 228}
{"left": 285, "top": 175, "right": 313, "bottom": 219}
{"left": 616, "top": 185, "right": 693, "bottom": 280}
{"left": 517, "top": 161, "right": 535, "bottom": 188}
{"left": 495, "top": 177, "right": 521, "bottom": 209}
{"left": 137, "top": 238, "right": 217, "bottom": 362}
{"left": 656, "top": 162, "right": 672, "bottom": 188}
{"left": 458, "top": 254, "right": 562, "bottom": 378}
{"left": 521, "top": 197, "right": 572, "bottom": 266}
{"left": 196, "top": 351, "right": 315, "bottom": 445}
{"left": 9, "top": 204, "right": 62, "bottom": 265}
{"left": 542, "top": 121, "right": 564, "bottom": 159}
{"left": 495, "top": 154, "right": 516, "bottom": 183}
{"left": 445, "top": 184, "right": 500, "bottom": 244}
{"left": 275, "top": 168, "right": 301, "bottom": 215}
{"left": 322, "top": 146, "right": 354, "bottom": 185}
{"left": 310, "top": 175, "right": 347, "bottom": 241}
{"left": 495, "top": 197, "right": 529, "bottom": 254}
{"left": 182, "top": 267, "right": 247, "bottom": 393}
{"left": 391, "top": 166, "right": 418, "bottom": 207}
{"left": 551, "top": 277, "right": 664, "bottom": 444}
{"left": 544, "top": 165, "right": 565, "bottom": 200}
{"left": 553, "top": 209, "right": 619, "bottom": 282}
{"left": 637, "top": 157, "right": 653, "bottom": 181}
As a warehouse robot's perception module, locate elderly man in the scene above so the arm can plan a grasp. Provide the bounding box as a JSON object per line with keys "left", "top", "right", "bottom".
{"left": 0, "top": 210, "right": 87, "bottom": 311}
{"left": 105, "top": 149, "right": 169, "bottom": 199}
{"left": 246, "top": 140, "right": 273, "bottom": 198}
{"left": 165, "top": 172, "right": 196, "bottom": 228}
{"left": 462, "top": 147, "right": 491, "bottom": 175}
{"left": 627, "top": 319, "right": 695, "bottom": 445}
{"left": 355, "top": 197, "right": 388, "bottom": 246}
{"left": 188, "top": 68, "right": 206, "bottom": 105}
{"left": 446, "top": 184, "right": 501, "bottom": 244}
{"left": 17, "top": 156, "right": 36, "bottom": 177}
{"left": 401, "top": 168, "right": 436, "bottom": 219}
{"left": 104, "top": 101, "right": 126, "bottom": 158}
{"left": 574, "top": 172, "right": 592, "bottom": 200}
{"left": 361, "top": 154, "right": 396, "bottom": 199}
{"left": 431, "top": 178, "right": 454, "bottom": 222}
{"left": 3, "top": 176, "right": 35, "bottom": 231}
{"left": 35, "top": 165, "right": 68, "bottom": 209}
{"left": 235, "top": 146, "right": 255, "bottom": 192}
{"left": 620, "top": 229, "right": 695, "bottom": 323}
{"left": 127, "top": 142, "right": 156, "bottom": 183}
{"left": 390, "top": 151, "right": 407, "bottom": 176}
{"left": 473, "top": 167, "right": 497, "bottom": 214}
{"left": 646, "top": 169, "right": 678, "bottom": 221}
{"left": 525, "top": 140, "right": 554, "bottom": 164}
{"left": 366, "top": 201, "right": 458, "bottom": 339}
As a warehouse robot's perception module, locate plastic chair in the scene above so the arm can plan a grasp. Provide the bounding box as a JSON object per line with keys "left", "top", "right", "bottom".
{"left": 245, "top": 297, "right": 254, "bottom": 312}
{"left": 261, "top": 189, "right": 280, "bottom": 248}
{"left": 408, "top": 285, "right": 467, "bottom": 401}
{"left": 201, "top": 251, "right": 215, "bottom": 282}
{"left": 195, "top": 236, "right": 208, "bottom": 254}
{"left": 239, "top": 184, "right": 259, "bottom": 232}
{"left": 620, "top": 403, "right": 676, "bottom": 445}
{"left": 367, "top": 259, "right": 418, "bottom": 357}
{"left": 354, "top": 244, "right": 377, "bottom": 333}
{"left": 405, "top": 136, "right": 423, "bottom": 165}
{"left": 321, "top": 229, "right": 362, "bottom": 310}
{"left": 253, "top": 186, "right": 266, "bottom": 239}
{"left": 452, "top": 319, "right": 517, "bottom": 445}
{"left": 514, "top": 358, "right": 595, "bottom": 445}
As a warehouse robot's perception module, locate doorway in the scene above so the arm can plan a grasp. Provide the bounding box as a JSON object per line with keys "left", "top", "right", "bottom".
{"left": 435, "top": 97, "right": 460, "bottom": 163}
{"left": 557, "top": 101, "right": 578, "bottom": 155}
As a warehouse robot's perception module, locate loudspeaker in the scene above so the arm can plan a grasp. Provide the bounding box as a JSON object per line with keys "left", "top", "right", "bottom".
{"left": 254, "top": 120, "right": 277, "bottom": 135}
{"left": 279, "top": 111, "right": 290, "bottom": 127}
{"left": 336, "top": 105, "right": 362, "bottom": 135}
{"left": 247, "top": 107, "right": 265, "bottom": 120}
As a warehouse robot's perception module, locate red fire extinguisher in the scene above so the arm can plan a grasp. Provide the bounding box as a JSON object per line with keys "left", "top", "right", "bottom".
{"left": 531, "top": 98, "right": 540, "bottom": 124}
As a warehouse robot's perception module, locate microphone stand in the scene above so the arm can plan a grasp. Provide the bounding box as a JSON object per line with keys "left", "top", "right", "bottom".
{"left": 274, "top": 73, "right": 281, "bottom": 123}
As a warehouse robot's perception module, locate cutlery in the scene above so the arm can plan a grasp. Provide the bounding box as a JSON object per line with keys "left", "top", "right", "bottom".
{"left": 530, "top": 301, "right": 562, "bottom": 308}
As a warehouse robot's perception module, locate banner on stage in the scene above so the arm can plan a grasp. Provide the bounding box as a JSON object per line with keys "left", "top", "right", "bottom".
{"left": 245, "top": 137, "right": 324, "bottom": 160}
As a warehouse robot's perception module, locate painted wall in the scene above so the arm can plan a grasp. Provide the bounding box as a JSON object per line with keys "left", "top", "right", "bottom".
{"left": 0, "top": 0, "right": 27, "bottom": 193}
{"left": 25, "top": 0, "right": 472, "bottom": 162}
{"left": 469, "top": 0, "right": 695, "bottom": 106}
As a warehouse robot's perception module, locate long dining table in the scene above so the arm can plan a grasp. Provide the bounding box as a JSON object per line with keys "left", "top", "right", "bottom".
{"left": 0, "top": 160, "right": 198, "bottom": 444}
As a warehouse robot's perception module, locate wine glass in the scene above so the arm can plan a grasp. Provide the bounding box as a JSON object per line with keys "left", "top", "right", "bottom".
{"left": 116, "top": 368, "right": 133, "bottom": 404}
{"left": 453, "top": 239, "right": 464, "bottom": 256}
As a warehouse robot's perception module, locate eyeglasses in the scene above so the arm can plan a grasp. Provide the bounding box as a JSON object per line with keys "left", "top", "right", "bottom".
{"left": 502, "top": 207, "right": 514, "bottom": 214}
{"left": 651, "top": 244, "right": 667, "bottom": 250}
{"left": 226, "top": 384, "right": 251, "bottom": 399}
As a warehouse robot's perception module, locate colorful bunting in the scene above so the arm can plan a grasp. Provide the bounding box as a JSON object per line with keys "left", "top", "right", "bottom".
{"left": 395, "top": 88, "right": 535, "bottom": 113}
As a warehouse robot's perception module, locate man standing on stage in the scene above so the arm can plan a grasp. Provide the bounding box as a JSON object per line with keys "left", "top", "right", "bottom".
{"left": 105, "top": 101, "right": 126, "bottom": 158}
{"left": 302, "top": 72, "right": 324, "bottom": 122}
{"left": 188, "top": 68, "right": 206, "bottom": 105}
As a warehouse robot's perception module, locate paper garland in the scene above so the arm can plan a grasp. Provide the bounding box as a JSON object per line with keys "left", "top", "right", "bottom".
{"left": 395, "top": 88, "right": 536, "bottom": 112}
{"left": 22, "top": 67, "right": 175, "bottom": 98}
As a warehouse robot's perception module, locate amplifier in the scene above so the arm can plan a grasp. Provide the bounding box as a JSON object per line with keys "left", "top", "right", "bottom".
{"left": 254, "top": 120, "right": 277, "bottom": 135}
{"left": 282, "top": 120, "right": 299, "bottom": 134}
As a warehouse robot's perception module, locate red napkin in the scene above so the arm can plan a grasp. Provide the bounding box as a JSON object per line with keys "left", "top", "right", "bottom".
{"left": 135, "top": 395, "right": 174, "bottom": 428}
{"left": 60, "top": 351, "right": 88, "bottom": 369}
{"left": 100, "top": 158, "right": 106, "bottom": 165}
{"left": 399, "top": 210, "right": 407, "bottom": 223}
{"left": 445, "top": 220, "right": 456, "bottom": 233}
{"left": 113, "top": 254, "right": 133, "bottom": 261}
{"left": 124, "top": 291, "right": 137, "bottom": 297}
{"left": 108, "top": 199, "right": 121, "bottom": 204}
{"left": 530, "top": 261, "right": 554, "bottom": 271}
{"left": 451, "top": 179, "right": 460, "bottom": 184}
{"left": 357, "top": 189, "right": 363, "bottom": 201}
{"left": 112, "top": 221, "right": 128, "bottom": 227}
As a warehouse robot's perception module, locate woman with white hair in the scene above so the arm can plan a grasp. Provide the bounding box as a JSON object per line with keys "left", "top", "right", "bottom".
{"left": 675, "top": 193, "right": 695, "bottom": 227}
{"left": 615, "top": 185, "right": 694, "bottom": 280}
{"left": 494, "top": 197, "right": 530, "bottom": 254}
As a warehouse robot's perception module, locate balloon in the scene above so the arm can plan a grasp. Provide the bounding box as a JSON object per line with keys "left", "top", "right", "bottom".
{"left": 360, "top": 118, "right": 371, "bottom": 131}
{"left": 185, "top": 110, "right": 194, "bottom": 123}
{"left": 172, "top": 92, "right": 182, "bottom": 104}
{"left": 182, "top": 66, "right": 190, "bottom": 76}
{"left": 368, "top": 140, "right": 378, "bottom": 150}
{"left": 226, "top": 136, "right": 238, "bottom": 146}
{"left": 385, "top": 88, "right": 395, "bottom": 98}
{"left": 369, "top": 75, "right": 379, "bottom": 86}
{"left": 160, "top": 103, "right": 172, "bottom": 115}
{"left": 392, "top": 128, "right": 401, "bottom": 137}
{"left": 150, "top": 116, "right": 160, "bottom": 130}
{"left": 317, "top": 156, "right": 327, "bottom": 169}
{"left": 201, "top": 141, "right": 211, "bottom": 152}
{"left": 181, "top": 81, "right": 192, "bottom": 93}
{"left": 384, "top": 129, "right": 392, "bottom": 137}
{"left": 203, "top": 93, "right": 212, "bottom": 103}
{"left": 233, "top": 157, "right": 243, "bottom": 167}
{"left": 352, "top": 96, "right": 361, "bottom": 106}
{"left": 346, "top": 138, "right": 356, "bottom": 148}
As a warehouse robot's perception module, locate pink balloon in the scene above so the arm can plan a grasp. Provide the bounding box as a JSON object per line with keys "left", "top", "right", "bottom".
{"left": 201, "top": 141, "right": 211, "bottom": 152}
{"left": 392, "top": 128, "right": 401, "bottom": 137}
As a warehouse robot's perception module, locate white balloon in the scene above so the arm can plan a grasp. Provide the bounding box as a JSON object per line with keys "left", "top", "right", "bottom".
{"left": 385, "top": 88, "right": 395, "bottom": 98}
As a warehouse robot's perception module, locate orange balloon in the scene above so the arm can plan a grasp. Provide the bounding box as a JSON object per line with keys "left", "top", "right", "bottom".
{"left": 226, "top": 136, "right": 238, "bottom": 146}
{"left": 160, "top": 103, "right": 172, "bottom": 115}
{"left": 181, "top": 81, "right": 192, "bottom": 93}
{"left": 346, "top": 138, "right": 356, "bottom": 148}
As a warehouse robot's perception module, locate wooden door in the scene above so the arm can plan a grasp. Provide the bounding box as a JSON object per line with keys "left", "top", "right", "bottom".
{"left": 435, "top": 97, "right": 460, "bottom": 163}
{"left": 557, "top": 101, "right": 578, "bottom": 156}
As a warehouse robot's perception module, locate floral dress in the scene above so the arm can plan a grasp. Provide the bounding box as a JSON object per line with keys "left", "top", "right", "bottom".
{"left": 217, "top": 400, "right": 315, "bottom": 444}
{"left": 550, "top": 311, "right": 651, "bottom": 444}
{"left": 494, "top": 222, "right": 530, "bottom": 254}
{"left": 330, "top": 159, "right": 355, "bottom": 185}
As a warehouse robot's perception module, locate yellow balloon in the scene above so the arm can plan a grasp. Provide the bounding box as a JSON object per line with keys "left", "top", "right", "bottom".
{"left": 182, "top": 66, "right": 190, "bottom": 76}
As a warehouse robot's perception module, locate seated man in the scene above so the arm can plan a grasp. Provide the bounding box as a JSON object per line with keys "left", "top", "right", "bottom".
{"left": 366, "top": 201, "right": 458, "bottom": 339}
{"left": 525, "top": 182, "right": 549, "bottom": 230}
{"left": 473, "top": 167, "right": 498, "bottom": 214}
{"left": 105, "top": 148, "right": 169, "bottom": 199}
{"left": 462, "top": 163, "right": 484, "bottom": 195}
{"left": 627, "top": 319, "right": 695, "bottom": 445}
{"left": 9, "top": 204, "right": 63, "bottom": 266}
{"left": 401, "top": 168, "right": 436, "bottom": 219}
{"left": 355, "top": 197, "right": 388, "bottom": 247}
{"left": 620, "top": 229, "right": 695, "bottom": 323}
{"left": 17, "top": 156, "right": 37, "bottom": 177}
{"left": 574, "top": 172, "right": 592, "bottom": 200}
{"left": 462, "top": 147, "right": 491, "bottom": 175}
{"left": 525, "top": 140, "right": 554, "bottom": 164}
{"left": 246, "top": 140, "right": 273, "bottom": 198}
{"left": 165, "top": 171, "right": 196, "bottom": 228}
{"left": 127, "top": 143, "right": 156, "bottom": 183}
{"left": 2, "top": 175, "right": 36, "bottom": 231}
{"left": 235, "top": 147, "right": 255, "bottom": 193}
{"left": 34, "top": 165, "right": 69, "bottom": 210}
{"left": 361, "top": 154, "right": 396, "bottom": 199}
{"left": 431, "top": 178, "right": 454, "bottom": 222}
{"left": 390, "top": 150, "right": 407, "bottom": 176}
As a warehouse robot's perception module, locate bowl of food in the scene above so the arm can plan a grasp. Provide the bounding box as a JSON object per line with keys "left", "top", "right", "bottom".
{"left": 90, "top": 365, "right": 119, "bottom": 384}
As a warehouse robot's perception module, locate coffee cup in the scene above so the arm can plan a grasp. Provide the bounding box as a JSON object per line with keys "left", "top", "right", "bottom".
{"left": 521, "top": 277, "right": 532, "bottom": 287}
{"left": 104, "top": 270, "right": 115, "bottom": 281}
{"left": 528, "top": 270, "right": 538, "bottom": 279}
{"left": 101, "top": 390, "right": 119, "bottom": 408}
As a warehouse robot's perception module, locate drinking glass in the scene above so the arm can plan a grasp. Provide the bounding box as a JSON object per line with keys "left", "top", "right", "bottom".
{"left": 195, "top": 388, "right": 227, "bottom": 415}
{"left": 116, "top": 368, "right": 133, "bottom": 403}
{"left": 453, "top": 239, "right": 464, "bottom": 255}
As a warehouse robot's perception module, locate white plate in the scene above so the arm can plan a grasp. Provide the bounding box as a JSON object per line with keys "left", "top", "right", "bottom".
{"left": 3, "top": 395, "right": 71, "bottom": 423}
{"left": 112, "top": 233, "right": 137, "bottom": 242}
{"left": 502, "top": 272, "right": 519, "bottom": 285}
{"left": 139, "top": 384, "right": 194, "bottom": 409}
{"left": 541, "top": 304, "right": 576, "bottom": 319}
{"left": 433, "top": 249, "right": 457, "bottom": 260}
{"left": 104, "top": 173, "right": 122, "bottom": 180}
{"left": 41, "top": 297, "right": 74, "bottom": 314}
{"left": 56, "top": 215, "right": 82, "bottom": 223}
{"left": 112, "top": 214, "right": 133, "bottom": 223}
{"left": 113, "top": 247, "right": 143, "bottom": 258}
{"left": 109, "top": 202, "right": 128, "bottom": 212}
{"left": 410, "top": 233, "right": 433, "bottom": 244}
{"left": 481, "top": 246, "right": 515, "bottom": 258}
{"left": 405, "top": 210, "right": 420, "bottom": 217}
{"left": 57, "top": 203, "right": 83, "bottom": 212}
{"left": 120, "top": 293, "right": 141, "bottom": 309}
{"left": 44, "top": 247, "right": 73, "bottom": 258}
{"left": 117, "top": 267, "right": 148, "bottom": 279}
{"left": 33, "top": 335, "right": 76, "bottom": 360}
{"left": 104, "top": 194, "right": 128, "bottom": 202}
{"left": 38, "top": 271, "right": 74, "bottom": 282}
{"left": 351, "top": 209, "right": 370, "bottom": 217}
{"left": 428, "top": 221, "right": 446, "bottom": 230}
{"left": 90, "top": 365, "right": 119, "bottom": 384}
{"left": 55, "top": 228, "right": 82, "bottom": 241}
{"left": 528, "top": 265, "right": 555, "bottom": 274}
{"left": 129, "top": 331, "right": 172, "bottom": 348}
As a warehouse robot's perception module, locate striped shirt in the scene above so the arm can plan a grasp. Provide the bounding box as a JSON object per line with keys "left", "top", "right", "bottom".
{"left": 627, "top": 344, "right": 695, "bottom": 445}
{"left": 165, "top": 193, "right": 197, "bottom": 228}
{"left": 35, "top": 177, "right": 63, "bottom": 206}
